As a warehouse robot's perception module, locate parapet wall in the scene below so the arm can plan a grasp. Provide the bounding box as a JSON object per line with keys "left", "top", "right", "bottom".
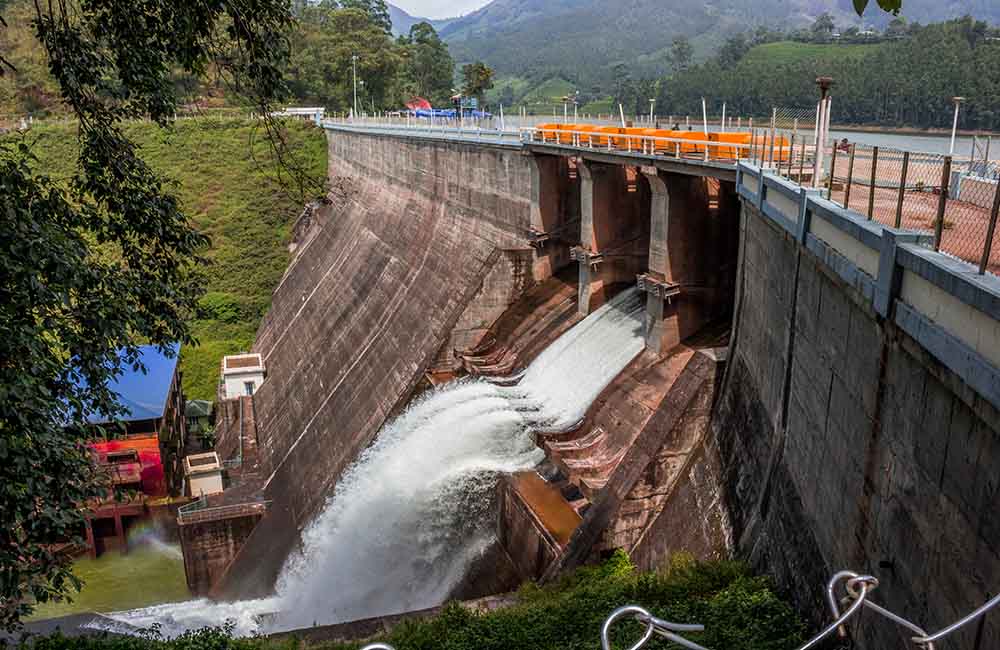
{"left": 216, "top": 129, "right": 535, "bottom": 597}
{"left": 715, "top": 164, "right": 1000, "bottom": 648}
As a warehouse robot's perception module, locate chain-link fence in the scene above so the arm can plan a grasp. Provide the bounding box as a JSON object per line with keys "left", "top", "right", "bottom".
{"left": 824, "top": 141, "right": 1000, "bottom": 276}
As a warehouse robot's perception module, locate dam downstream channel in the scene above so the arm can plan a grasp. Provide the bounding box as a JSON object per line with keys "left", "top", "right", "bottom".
{"left": 99, "top": 289, "right": 646, "bottom": 637}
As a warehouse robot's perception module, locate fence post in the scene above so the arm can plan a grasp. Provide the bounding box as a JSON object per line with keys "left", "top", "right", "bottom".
{"left": 979, "top": 178, "right": 1000, "bottom": 274}
{"left": 844, "top": 145, "right": 857, "bottom": 210}
{"left": 828, "top": 143, "right": 838, "bottom": 200}
{"left": 798, "top": 138, "right": 807, "bottom": 183}
{"left": 895, "top": 151, "right": 909, "bottom": 228}
{"left": 867, "top": 146, "right": 879, "bottom": 220}
{"left": 933, "top": 156, "right": 953, "bottom": 252}
{"left": 787, "top": 136, "right": 796, "bottom": 179}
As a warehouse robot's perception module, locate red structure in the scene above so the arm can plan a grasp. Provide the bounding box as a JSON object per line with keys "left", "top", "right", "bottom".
{"left": 80, "top": 344, "right": 187, "bottom": 557}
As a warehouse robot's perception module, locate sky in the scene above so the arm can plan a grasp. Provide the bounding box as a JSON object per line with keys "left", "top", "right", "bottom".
{"left": 392, "top": 0, "right": 491, "bottom": 20}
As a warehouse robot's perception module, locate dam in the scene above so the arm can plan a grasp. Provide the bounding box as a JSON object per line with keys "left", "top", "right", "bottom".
{"left": 166, "top": 121, "right": 1000, "bottom": 649}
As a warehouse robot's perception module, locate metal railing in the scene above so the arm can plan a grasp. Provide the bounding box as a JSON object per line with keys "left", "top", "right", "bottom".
{"left": 602, "top": 569, "right": 1000, "bottom": 650}
{"left": 323, "top": 119, "right": 520, "bottom": 144}
{"left": 823, "top": 141, "right": 1000, "bottom": 276}
{"left": 519, "top": 125, "right": 818, "bottom": 173}
{"left": 176, "top": 498, "right": 269, "bottom": 526}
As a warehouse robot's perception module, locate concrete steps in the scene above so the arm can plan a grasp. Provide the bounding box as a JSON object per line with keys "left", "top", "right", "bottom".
{"left": 544, "top": 347, "right": 697, "bottom": 500}
{"left": 459, "top": 273, "right": 579, "bottom": 377}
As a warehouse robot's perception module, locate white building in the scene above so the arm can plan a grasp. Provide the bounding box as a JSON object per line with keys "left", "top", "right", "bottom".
{"left": 184, "top": 452, "right": 224, "bottom": 497}
{"left": 221, "top": 353, "right": 266, "bottom": 399}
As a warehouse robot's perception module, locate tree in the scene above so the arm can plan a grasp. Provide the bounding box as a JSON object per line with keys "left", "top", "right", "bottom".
{"left": 461, "top": 61, "right": 494, "bottom": 103}
{"left": 339, "top": 0, "right": 392, "bottom": 34}
{"left": 0, "top": 0, "right": 291, "bottom": 630}
{"left": 287, "top": 5, "right": 401, "bottom": 110}
{"left": 719, "top": 34, "right": 750, "bottom": 68}
{"left": 811, "top": 13, "right": 836, "bottom": 40}
{"left": 398, "top": 22, "right": 454, "bottom": 106}
{"left": 885, "top": 16, "right": 908, "bottom": 38}
{"left": 670, "top": 36, "right": 693, "bottom": 72}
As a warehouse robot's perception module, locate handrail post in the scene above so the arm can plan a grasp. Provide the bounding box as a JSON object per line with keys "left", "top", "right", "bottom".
{"left": 979, "top": 178, "right": 1000, "bottom": 274}
{"left": 933, "top": 156, "right": 953, "bottom": 251}
{"left": 895, "top": 150, "right": 909, "bottom": 228}
{"left": 867, "top": 146, "right": 879, "bottom": 220}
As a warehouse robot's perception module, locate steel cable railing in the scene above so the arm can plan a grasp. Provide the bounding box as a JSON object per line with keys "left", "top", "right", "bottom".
{"left": 359, "top": 566, "right": 1000, "bottom": 650}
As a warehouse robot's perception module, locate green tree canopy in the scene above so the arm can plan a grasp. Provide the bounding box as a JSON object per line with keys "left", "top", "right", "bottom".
{"left": 461, "top": 61, "right": 495, "bottom": 103}
{"left": 670, "top": 36, "right": 693, "bottom": 71}
{"left": 397, "top": 22, "right": 455, "bottom": 106}
{"left": 287, "top": 4, "right": 401, "bottom": 111}
{"left": 0, "top": 0, "right": 291, "bottom": 630}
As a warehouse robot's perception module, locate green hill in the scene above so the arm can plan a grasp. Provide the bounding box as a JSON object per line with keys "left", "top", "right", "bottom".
{"left": 20, "top": 118, "right": 328, "bottom": 401}
{"left": 741, "top": 40, "right": 882, "bottom": 66}
{"left": 441, "top": 0, "right": 999, "bottom": 85}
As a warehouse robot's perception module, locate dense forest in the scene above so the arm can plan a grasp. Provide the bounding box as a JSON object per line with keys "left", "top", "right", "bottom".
{"left": 648, "top": 17, "right": 1000, "bottom": 130}
{"left": 2, "top": 1, "right": 998, "bottom": 131}
{"left": 0, "top": 0, "right": 460, "bottom": 117}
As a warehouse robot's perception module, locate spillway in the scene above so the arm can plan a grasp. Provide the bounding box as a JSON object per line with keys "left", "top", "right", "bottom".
{"left": 98, "top": 289, "right": 645, "bottom": 637}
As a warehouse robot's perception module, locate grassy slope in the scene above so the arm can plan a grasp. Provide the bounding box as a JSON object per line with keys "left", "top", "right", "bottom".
{"left": 22, "top": 118, "right": 328, "bottom": 401}
{"left": 741, "top": 40, "right": 881, "bottom": 66}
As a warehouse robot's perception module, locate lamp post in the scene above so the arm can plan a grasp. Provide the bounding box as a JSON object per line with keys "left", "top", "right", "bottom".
{"left": 649, "top": 98, "right": 656, "bottom": 125}
{"left": 813, "top": 76, "right": 834, "bottom": 188}
{"left": 949, "top": 96, "right": 965, "bottom": 156}
{"left": 351, "top": 54, "right": 359, "bottom": 119}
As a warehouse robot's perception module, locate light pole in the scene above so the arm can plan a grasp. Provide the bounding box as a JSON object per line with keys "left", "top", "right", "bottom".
{"left": 649, "top": 98, "right": 656, "bottom": 125}
{"left": 813, "top": 76, "right": 834, "bottom": 188}
{"left": 949, "top": 96, "right": 965, "bottom": 156}
{"left": 351, "top": 54, "right": 359, "bottom": 119}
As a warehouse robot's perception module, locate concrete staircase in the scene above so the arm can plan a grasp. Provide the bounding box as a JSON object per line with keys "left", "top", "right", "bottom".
{"left": 541, "top": 348, "right": 697, "bottom": 501}
{"left": 459, "top": 272, "right": 581, "bottom": 377}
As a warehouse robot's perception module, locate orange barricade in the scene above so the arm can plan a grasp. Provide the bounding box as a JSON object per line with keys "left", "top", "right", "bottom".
{"left": 624, "top": 127, "right": 651, "bottom": 152}
{"left": 710, "top": 132, "right": 752, "bottom": 160}
{"left": 556, "top": 124, "right": 581, "bottom": 144}
{"left": 642, "top": 129, "right": 683, "bottom": 155}
{"left": 535, "top": 123, "right": 560, "bottom": 143}
{"left": 593, "top": 126, "right": 626, "bottom": 149}
{"left": 677, "top": 131, "right": 710, "bottom": 156}
{"left": 573, "top": 124, "right": 601, "bottom": 146}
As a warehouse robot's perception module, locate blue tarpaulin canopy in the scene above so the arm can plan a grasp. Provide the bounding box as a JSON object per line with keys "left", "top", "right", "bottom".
{"left": 412, "top": 108, "right": 493, "bottom": 119}
{"left": 78, "top": 343, "right": 180, "bottom": 424}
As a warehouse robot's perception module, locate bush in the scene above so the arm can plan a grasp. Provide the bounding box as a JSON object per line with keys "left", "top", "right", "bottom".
{"left": 17, "top": 555, "right": 804, "bottom": 650}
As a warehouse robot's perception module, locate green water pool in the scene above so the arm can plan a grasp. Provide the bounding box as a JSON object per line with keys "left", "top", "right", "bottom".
{"left": 27, "top": 545, "right": 191, "bottom": 621}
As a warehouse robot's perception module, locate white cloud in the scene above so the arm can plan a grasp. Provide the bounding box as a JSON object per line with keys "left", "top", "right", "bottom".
{"left": 392, "top": 0, "right": 490, "bottom": 20}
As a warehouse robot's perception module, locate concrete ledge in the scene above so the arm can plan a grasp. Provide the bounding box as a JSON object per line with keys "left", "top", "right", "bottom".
{"left": 898, "top": 244, "right": 1000, "bottom": 320}
{"left": 804, "top": 232, "right": 878, "bottom": 304}
{"left": 808, "top": 195, "right": 884, "bottom": 252}
{"left": 808, "top": 212, "right": 881, "bottom": 278}
{"left": 900, "top": 269, "right": 1000, "bottom": 369}
{"left": 895, "top": 301, "right": 1000, "bottom": 412}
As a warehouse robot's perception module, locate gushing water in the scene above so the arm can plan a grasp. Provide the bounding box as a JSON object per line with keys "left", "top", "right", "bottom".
{"left": 96, "top": 289, "right": 644, "bottom": 637}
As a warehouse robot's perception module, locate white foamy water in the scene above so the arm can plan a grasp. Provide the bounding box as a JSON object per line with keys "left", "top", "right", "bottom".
{"left": 94, "top": 289, "right": 644, "bottom": 637}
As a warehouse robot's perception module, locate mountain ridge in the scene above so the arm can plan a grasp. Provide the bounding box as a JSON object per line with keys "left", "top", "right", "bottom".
{"left": 387, "top": 3, "right": 453, "bottom": 37}
{"left": 438, "top": 0, "right": 1000, "bottom": 84}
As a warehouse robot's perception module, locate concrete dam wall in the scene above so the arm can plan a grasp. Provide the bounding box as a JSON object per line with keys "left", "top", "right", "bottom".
{"left": 218, "top": 131, "right": 543, "bottom": 597}
{"left": 701, "top": 169, "right": 1000, "bottom": 648}
{"left": 202, "top": 125, "right": 1000, "bottom": 650}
